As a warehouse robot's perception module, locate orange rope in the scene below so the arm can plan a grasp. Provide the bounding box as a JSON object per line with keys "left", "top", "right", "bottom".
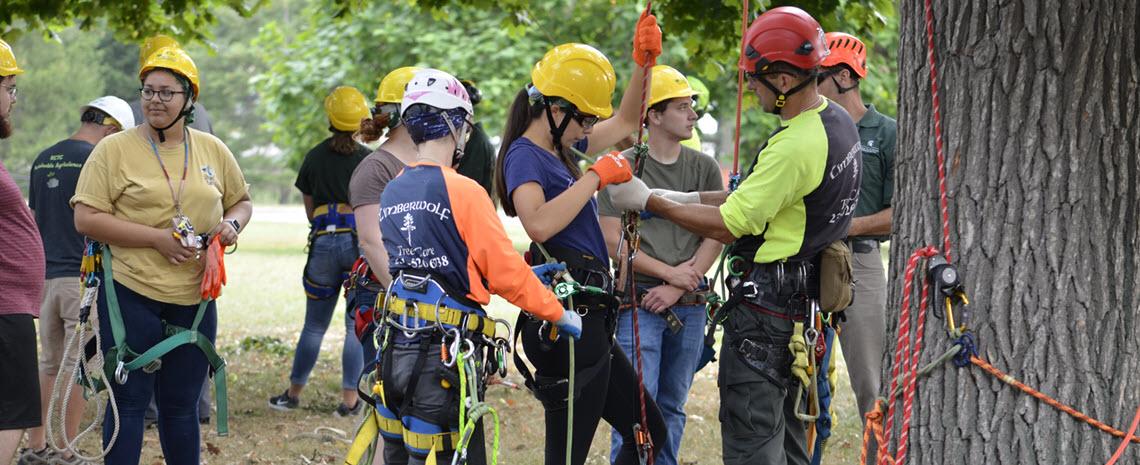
{"left": 970, "top": 356, "right": 1140, "bottom": 445}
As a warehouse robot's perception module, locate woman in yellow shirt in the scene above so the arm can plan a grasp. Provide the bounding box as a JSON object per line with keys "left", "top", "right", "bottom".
{"left": 71, "top": 46, "right": 251, "bottom": 465}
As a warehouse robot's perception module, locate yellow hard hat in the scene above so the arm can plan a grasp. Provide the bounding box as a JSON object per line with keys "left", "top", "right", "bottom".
{"left": 531, "top": 43, "right": 616, "bottom": 118}
{"left": 0, "top": 39, "right": 24, "bottom": 77}
{"left": 375, "top": 66, "right": 422, "bottom": 105}
{"left": 139, "top": 34, "right": 180, "bottom": 64}
{"left": 324, "top": 86, "right": 371, "bottom": 132}
{"left": 648, "top": 65, "right": 698, "bottom": 110}
{"left": 139, "top": 46, "right": 200, "bottom": 98}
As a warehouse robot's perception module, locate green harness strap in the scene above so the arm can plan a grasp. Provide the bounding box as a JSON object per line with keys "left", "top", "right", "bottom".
{"left": 101, "top": 245, "right": 229, "bottom": 436}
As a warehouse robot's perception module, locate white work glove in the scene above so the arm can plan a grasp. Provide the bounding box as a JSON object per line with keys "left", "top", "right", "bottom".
{"left": 650, "top": 188, "right": 701, "bottom": 204}
{"left": 605, "top": 177, "right": 651, "bottom": 211}
{"left": 555, "top": 310, "right": 582, "bottom": 340}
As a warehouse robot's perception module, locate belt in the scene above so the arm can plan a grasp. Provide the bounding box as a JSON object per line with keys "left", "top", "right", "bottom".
{"left": 630, "top": 289, "right": 710, "bottom": 307}
{"left": 847, "top": 238, "right": 878, "bottom": 254}
{"left": 384, "top": 296, "right": 499, "bottom": 339}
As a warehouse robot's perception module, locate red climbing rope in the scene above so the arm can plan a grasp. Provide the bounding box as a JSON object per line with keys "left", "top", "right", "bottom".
{"left": 924, "top": 0, "right": 952, "bottom": 261}
{"left": 877, "top": 247, "right": 939, "bottom": 465}
{"left": 626, "top": 3, "right": 656, "bottom": 462}
{"left": 1104, "top": 403, "right": 1140, "bottom": 464}
{"left": 730, "top": 0, "right": 749, "bottom": 181}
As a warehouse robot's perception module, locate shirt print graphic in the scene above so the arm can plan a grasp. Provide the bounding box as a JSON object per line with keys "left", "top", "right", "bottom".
{"left": 381, "top": 199, "right": 454, "bottom": 270}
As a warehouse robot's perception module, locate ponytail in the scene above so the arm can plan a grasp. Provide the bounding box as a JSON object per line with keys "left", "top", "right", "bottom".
{"left": 358, "top": 113, "right": 391, "bottom": 143}
{"left": 494, "top": 88, "right": 583, "bottom": 217}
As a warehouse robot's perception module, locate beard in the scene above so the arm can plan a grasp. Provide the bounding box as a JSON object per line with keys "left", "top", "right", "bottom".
{"left": 0, "top": 113, "right": 11, "bottom": 139}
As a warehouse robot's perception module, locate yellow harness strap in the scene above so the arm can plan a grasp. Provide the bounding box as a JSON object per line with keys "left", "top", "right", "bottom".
{"left": 385, "top": 296, "right": 499, "bottom": 339}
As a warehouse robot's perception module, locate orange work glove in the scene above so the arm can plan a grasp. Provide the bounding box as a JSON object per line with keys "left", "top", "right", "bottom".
{"left": 632, "top": 9, "right": 662, "bottom": 67}
{"left": 588, "top": 151, "right": 633, "bottom": 190}
{"left": 200, "top": 235, "right": 227, "bottom": 300}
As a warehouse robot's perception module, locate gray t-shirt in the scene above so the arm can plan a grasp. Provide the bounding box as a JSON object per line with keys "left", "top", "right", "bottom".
{"left": 599, "top": 145, "right": 724, "bottom": 284}
{"left": 349, "top": 148, "right": 406, "bottom": 208}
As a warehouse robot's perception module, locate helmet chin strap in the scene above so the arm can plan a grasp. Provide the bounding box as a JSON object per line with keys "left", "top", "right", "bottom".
{"left": 758, "top": 75, "right": 814, "bottom": 115}
{"left": 442, "top": 115, "right": 467, "bottom": 167}
{"left": 149, "top": 100, "right": 193, "bottom": 143}
{"left": 542, "top": 97, "right": 573, "bottom": 154}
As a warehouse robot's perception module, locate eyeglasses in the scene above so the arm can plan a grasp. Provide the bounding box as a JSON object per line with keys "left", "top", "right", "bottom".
{"left": 571, "top": 111, "right": 600, "bottom": 129}
{"left": 140, "top": 87, "right": 185, "bottom": 103}
{"left": 1, "top": 84, "right": 16, "bottom": 98}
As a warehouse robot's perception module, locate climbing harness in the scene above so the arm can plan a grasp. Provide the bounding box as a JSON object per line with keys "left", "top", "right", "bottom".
{"left": 101, "top": 243, "right": 230, "bottom": 435}
{"left": 345, "top": 271, "right": 510, "bottom": 465}
{"left": 516, "top": 241, "right": 614, "bottom": 465}
{"left": 303, "top": 202, "right": 357, "bottom": 300}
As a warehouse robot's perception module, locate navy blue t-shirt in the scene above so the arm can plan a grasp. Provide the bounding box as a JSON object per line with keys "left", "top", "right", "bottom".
{"left": 502, "top": 137, "right": 609, "bottom": 262}
{"left": 29, "top": 139, "right": 95, "bottom": 279}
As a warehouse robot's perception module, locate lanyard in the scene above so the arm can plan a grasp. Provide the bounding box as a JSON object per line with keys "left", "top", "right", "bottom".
{"left": 147, "top": 128, "right": 190, "bottom": 215}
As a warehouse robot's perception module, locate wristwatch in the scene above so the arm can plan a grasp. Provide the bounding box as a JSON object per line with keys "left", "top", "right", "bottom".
{"left": 225, "top": 218, "right": 241, "bottom": 233}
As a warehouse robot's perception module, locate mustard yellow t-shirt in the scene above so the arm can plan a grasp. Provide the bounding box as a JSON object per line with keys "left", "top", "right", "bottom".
{"left": 71, "top": 127, "right": 249, "bottom": 305}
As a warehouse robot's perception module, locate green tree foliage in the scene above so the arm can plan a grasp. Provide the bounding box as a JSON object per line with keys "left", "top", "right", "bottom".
{"left": 0, "top": 30, "right": 111, "bottom": 186}
{"left": 0, "top": 0, "right": 262, "bottom": 44}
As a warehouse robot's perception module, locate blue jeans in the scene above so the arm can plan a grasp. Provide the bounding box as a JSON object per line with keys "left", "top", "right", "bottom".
{"left": 97, "top": 281, "right": 217, "bottom": 465}
{"left": 289, "top": 233, "right": 365, "bottom": 390}
{"left": 609, "top": 303, "right": 706, "bottom": 465}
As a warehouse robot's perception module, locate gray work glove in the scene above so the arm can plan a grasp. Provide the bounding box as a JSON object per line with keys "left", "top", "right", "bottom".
{"left": 605, "top": 177, "right": 651, "bottom": 211}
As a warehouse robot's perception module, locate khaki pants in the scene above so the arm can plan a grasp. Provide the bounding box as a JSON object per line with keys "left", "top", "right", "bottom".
{"left": 837, "top": 244, "right": 888, "bottom": 421}
{"left": 38, "top": 277, "right": 95, "bottom": 376}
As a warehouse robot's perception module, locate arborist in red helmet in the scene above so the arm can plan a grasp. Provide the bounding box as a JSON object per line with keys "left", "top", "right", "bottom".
{"left": 607, "top": 7, "right": 863, "bottom": 465}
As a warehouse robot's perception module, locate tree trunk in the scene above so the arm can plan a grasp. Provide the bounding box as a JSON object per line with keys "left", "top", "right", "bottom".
{"left": 891, "top": 1, "right": 1140, "bottom": 464}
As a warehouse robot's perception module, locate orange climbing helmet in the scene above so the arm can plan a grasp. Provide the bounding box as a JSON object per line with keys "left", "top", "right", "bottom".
{"left": 821, "top": 32, "right": 867, "bottom": 78}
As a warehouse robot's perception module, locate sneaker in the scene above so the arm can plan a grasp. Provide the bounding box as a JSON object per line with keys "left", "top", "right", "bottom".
{"left": 334, "top": 400, "right": 363, "bottom": 417}
{"left": 52, "top": 452, "right": 89, "bottom": 465}
{"left": 16, "top": 447, "right": 53, "bottom": 465}
{"left": 268, "top": 390, "right": 299, "bottom": 411}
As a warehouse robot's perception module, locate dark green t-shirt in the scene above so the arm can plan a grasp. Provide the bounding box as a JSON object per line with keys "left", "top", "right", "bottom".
{"left": 598, "top": 145, "right": 724, "bottom": 284}
{"left": 295, "top": 137, "right": 370, "bottom": 205}
{"left": 853, "top": 104, "right": 896, "bottom": 219}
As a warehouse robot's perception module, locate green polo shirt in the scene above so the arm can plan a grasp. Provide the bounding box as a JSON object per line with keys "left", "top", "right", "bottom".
{"left": 853, "top": 104, "right": 896, "bottom": 218}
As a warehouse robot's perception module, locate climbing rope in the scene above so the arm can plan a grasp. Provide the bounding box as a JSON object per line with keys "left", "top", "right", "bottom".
{"left": 728, "top": 0, "right": 749, "bottom": 191}
{"left": 45, "top": 244, "right": 121, "bottom": 462}
{"left": 1105, "top": 404, "right": 1140, "bottom": 465}
{"left": 924, "top": 0, "right": 952, "bottom": 261}
{"left": 453, "top": 348, "right": 500, "bottom": 465}
{"left": 615, "top": 3, "right": 658, "bottom": 462}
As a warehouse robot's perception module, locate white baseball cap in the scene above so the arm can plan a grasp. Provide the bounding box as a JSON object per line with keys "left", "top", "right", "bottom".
{"left": 82, "top": 96, "right": 135, "bottom": 129}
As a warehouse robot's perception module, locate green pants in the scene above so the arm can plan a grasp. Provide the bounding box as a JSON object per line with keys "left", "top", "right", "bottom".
{"left": 718, "top": 308, "right": 809, "bottom": 465}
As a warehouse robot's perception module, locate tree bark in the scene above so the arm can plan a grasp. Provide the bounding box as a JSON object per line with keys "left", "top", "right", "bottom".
{"left": 891, "top": 1, "right": 1140, "bottom": 464}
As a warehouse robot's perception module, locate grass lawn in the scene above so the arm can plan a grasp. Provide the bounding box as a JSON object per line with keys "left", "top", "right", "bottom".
{"left": 74, "top": 205, "right": 868, "bottom": 464}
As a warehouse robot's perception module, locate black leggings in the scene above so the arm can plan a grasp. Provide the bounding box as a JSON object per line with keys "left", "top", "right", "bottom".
{"left": 521, "top": 310, "right": 667, "bottom": 465}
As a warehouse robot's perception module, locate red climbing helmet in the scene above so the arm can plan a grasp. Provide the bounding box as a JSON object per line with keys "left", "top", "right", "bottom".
{"left": 740, "top": 6, "right": 829, "bottom": 74}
